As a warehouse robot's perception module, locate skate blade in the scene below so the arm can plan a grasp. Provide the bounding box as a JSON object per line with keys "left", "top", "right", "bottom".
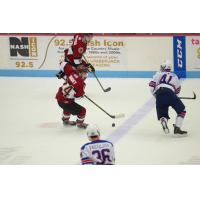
{"left": 163, "top": 128, "right": 170, "bottom": 134}
{"left": 77, "top": 126, "right": 88, "bottom": 129}
{"left": 173, "top": 133, "right": 188, "bottom": 138}
{"left": 161, "top": 122, "right": 169, "bottom": 134}
{"left": 77, "top": 124, "right": 88, "bottom": 129}
{"left": 63, "top": 121, "right": 76, "bottom": 126}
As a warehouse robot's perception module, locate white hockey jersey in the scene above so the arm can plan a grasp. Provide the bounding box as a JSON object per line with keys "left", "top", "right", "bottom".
{"left": 149, "top": 71, "right": 181, "bottom": 95}
{"left": 80, "top": 140, "right": 115, "bottom": 165}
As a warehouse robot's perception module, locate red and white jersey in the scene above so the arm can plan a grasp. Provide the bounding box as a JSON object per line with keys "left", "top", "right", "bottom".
{"left": 59, "top": 61, "right": 76, "bottom": 78}
{"left": 56, "top": 71, "right": 85, "bottom": 103}
{"left": 59, "top": 61, "right": 88, "bottom": 82}
{"left": 64, "top": 34, "right": 88, "bottom": 66}
{"left": 149, "top": 71, "right": 181, "bottom": 95}
{"left": 72, "top": 33, "right": 87, "bottom": 57}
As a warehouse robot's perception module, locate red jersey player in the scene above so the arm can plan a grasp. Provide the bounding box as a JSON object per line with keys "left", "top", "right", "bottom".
{"left": 56, "top": 33, "right": 95, "bottom": 79}
{"left": 55, "top": 64, "right": 89, "bottom": 129}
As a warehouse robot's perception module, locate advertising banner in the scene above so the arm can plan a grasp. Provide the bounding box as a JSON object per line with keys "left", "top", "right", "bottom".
{"left": 0, "top": 35, "right": 72, "bottom": 70}
{"left": 186, "top": 36, "right": 200, "bottom": 70}
{"left": 173, "top": 36, "right": 186, "bottom": 78}
{"left": 0, "top": 34, "right": 173, "bottom": 72}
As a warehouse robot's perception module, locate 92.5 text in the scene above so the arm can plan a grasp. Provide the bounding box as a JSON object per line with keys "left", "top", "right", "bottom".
{"left": 16, "top": 61, "right": 34, "bottom": 68}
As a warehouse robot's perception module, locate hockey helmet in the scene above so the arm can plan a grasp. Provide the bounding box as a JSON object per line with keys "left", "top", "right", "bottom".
{"left": 76, "top": 64, "right": 88, "bottom": 79}
{"left": 160, "top": 60, "right": 172, "bottom": 72}
{"left": 84, "top": 33, "right": 93, "bottom": 42}
{"left": 87, "top": 124, "right": 100, "bottom": 138}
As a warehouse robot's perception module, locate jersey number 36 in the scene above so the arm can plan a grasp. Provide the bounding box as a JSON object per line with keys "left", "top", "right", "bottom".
{"left": 92, "top": 149, "right": 112, "bottom": 164}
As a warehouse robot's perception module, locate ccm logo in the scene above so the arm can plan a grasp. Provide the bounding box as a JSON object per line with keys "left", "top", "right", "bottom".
{"left": 177, "top": 39, "right": 183, "bottom": 68}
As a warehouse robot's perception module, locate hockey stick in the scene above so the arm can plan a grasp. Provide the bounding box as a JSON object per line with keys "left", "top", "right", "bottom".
{"left": 179, "top": 92, "right": 196, "bottom": 100}
{"left": 84, "top": 95, "right": 125, "bottom": 119}
{"left": 83, "top": 55, "right": 111, "bottom": 92}
{"left": 92, "top": 72, "right": 111, "bottom": 92}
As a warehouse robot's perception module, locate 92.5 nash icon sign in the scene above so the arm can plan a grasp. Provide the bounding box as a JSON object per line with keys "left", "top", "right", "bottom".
{"left": 9, "top": 37, "right": 38, "bottom": 58}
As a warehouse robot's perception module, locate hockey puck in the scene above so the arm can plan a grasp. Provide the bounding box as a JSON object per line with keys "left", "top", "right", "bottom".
{"left": 112, "top": 123, "right": 115, "bottom": 127}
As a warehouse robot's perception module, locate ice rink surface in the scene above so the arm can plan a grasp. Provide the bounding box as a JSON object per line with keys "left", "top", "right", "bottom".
{"left": 0, "top": 76, "right": 199, "bottom": 164}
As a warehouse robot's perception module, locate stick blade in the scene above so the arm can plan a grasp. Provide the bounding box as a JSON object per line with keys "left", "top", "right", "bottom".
{"left": 193, "top": 91, "right": 197, "bottom": 99}
{"left": 114, "top": 113, "right": 125, "bottom": 118}
{"left": 104, "top": 87, "right": 111, "bottom": 92}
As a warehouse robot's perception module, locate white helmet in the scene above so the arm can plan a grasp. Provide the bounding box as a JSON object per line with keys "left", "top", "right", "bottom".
{"left": 87, "top": 124, "right": 100, "bottom": 138}
{"left": 160, "top": 60, "right": 172, "bottom": 72}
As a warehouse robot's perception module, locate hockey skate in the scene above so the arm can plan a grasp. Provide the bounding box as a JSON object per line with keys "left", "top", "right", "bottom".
{"left": 62, "top": 117, "right": 76, "bottom": 126}
{"left": 160, "top": 118, "right": 169, "bottom": 134}
{"left": 173, "top": 124, "right": 187, "bottom": 135}
{"left": 77, "top": 122, "right": 88, "bottom": 129}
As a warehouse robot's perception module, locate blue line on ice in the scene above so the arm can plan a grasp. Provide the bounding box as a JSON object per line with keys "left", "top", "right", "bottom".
{"left": 77, "top": 97, "right": 155, "bottom": 164}
{"left": 106, "top": 97, "right": 155, "bottom": 144}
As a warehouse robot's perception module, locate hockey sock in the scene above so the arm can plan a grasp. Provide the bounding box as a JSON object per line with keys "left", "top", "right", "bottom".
{"left": 76, "top": 116, "right": 85, "bottom": 124}
{"left": 175, "top": 116, "right": 184, "bottom": 128}
{"left": 62, "top": 112, "right": 71, "bottom": 121}
{"left": 175, "top": 111, "right": 186, "bottom": 128}
{"left": 77, "top": 107, "right": 86, "bottom": 124}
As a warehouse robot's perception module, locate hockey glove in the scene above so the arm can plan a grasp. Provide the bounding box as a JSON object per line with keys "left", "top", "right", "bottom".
{"left": 56, "top": 70, "right": 65, "bottom": 79}
{"left": 87, "top": 63, "right": 95, "bottom": 73}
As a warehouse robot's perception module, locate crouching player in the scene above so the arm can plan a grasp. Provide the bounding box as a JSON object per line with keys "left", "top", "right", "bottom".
{"left": 56, "top": 64, "right": 88, "bottom": 129}
{"left": 80, "top": 124, "right": 115, "bottom": 165}
{"left": 149, "top": 60, "right": 187, "bottom": 135}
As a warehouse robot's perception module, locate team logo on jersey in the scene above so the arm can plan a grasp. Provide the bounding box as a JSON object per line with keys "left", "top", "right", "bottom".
{"left": 78, "top": 47, "right": 84, "bottom": 54}
{"left": 9, "top": 37, "right": 38, "bottom": 58}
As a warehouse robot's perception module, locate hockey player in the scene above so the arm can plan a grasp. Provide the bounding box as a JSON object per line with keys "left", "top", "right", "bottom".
{"left": 80, "top": 124, "right": 115, "bottom": 165}
{"left": 56, "top": 33, "right": 95, "bottom": 80}
{"left": 55, "top": 64, "right": 89, "bottom": 129}
{"left": 149, "top": 60, "right": 187, "bottom": 135}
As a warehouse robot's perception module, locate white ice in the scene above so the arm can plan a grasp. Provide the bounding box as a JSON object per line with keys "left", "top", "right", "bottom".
{"left": 0, "top": 77, "right": 199, "bottom": 164}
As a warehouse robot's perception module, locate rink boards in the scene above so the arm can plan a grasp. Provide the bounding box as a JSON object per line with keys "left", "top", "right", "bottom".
{"left": 0, "top": 33, "right": 200, "bottom": 78}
